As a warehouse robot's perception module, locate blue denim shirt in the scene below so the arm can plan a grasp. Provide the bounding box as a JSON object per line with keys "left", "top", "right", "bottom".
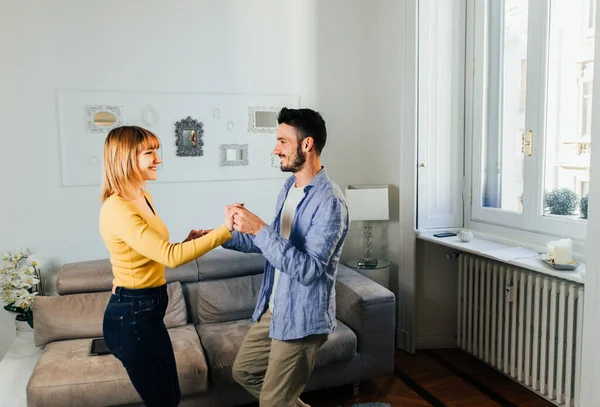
{"left": 222, "top": 167, "right": 349, "bottom": 340}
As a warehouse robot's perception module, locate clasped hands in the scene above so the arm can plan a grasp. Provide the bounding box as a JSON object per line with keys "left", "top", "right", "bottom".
{"left": 183, "top": 204, "right": 266, "bottom": 242}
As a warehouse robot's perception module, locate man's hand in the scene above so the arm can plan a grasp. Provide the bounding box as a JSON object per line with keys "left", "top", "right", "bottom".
{"left": 183, "top": 229, "right": 212, "bottom": 242}
{"left": 233, "top": 207, "right": 266, "bottom": 235}
{"left": 225, "top": 203, "right": 244, "bottom": 231}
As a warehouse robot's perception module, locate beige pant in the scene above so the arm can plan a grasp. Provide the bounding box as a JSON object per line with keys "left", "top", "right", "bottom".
{"left": 231, "top": 310, "right": 327, "bottom": 407}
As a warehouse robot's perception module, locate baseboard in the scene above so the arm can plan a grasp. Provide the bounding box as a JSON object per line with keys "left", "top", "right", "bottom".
{"left": 396, "top": 328, "right": 413, "bottom": 352}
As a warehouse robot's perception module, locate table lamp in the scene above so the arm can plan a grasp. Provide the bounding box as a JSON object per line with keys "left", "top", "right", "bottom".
{"left": 345, "top": 184, "right": 390, "bottom": 268}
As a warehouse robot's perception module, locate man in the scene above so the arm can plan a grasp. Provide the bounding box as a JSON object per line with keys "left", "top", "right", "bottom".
{"left": 224, "top": 107, "right": 349, "bottom": 407}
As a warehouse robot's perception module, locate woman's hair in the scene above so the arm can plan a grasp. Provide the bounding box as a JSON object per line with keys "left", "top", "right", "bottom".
{"left": 101, "top": 126, "right": 160, "bottom": 202}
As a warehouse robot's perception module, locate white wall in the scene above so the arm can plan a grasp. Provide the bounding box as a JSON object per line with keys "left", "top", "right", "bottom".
{"left": 359, "top": 0, "right": 418, "bottom": 350}
{"left": 0, "top": 0, "right": 371, "bottom": 358}
{"left": 313, "top": 0, "right": 370, "bottom": 259}
{"left": 580, "top": 157, "right": 600, "bottom": 403}
{"left": 578, "top": 0, "right": 600, "bottom": 400}
{"left": 361, "top": 0, "right": 403, "bottom": 260}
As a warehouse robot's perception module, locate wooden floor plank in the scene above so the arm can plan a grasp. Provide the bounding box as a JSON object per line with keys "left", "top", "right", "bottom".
{"left": 241, "top": 348, "right": 557, "bottom": 407}
{"left": 430, "top": 349, "right": 555, "bottom": 407}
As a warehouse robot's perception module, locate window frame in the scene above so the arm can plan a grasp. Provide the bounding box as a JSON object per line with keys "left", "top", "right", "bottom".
{"left": 466, "top": 0, "right": 591, "bottom": 243}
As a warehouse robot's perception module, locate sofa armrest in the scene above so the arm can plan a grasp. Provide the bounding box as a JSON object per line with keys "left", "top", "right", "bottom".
{"left": 335, "top": 264, "right": 396, "bottom": 380}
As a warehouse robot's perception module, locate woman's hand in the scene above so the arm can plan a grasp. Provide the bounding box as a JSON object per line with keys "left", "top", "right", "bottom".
{"left": 183, "top": 229, "right": 210, "bottom": 242}
{"left": 225, "top": 203, "right": 244, "bottom": 231}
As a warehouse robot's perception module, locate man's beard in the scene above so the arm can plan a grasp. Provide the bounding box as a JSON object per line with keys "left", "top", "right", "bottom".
{"left": 280, "top": 145, "right": 306, "bottom": 173}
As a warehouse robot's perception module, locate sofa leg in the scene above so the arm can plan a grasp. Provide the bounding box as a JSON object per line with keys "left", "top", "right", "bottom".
{"left": 353, "top": 381, "right": 360, "bottom": 396}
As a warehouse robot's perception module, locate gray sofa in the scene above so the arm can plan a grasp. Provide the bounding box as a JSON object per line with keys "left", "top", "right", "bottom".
{"left": 26, "top": 249, "right": 396, "bottom": 407}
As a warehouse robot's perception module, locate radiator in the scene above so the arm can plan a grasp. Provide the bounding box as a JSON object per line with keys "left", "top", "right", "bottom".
{"left": 457, "top": 253, "right": 585, "bottom": 407}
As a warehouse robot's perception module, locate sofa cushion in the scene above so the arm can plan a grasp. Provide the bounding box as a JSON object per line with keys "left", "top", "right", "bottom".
{"left": 197, "top": 249, "right": 265, "bottom": 281}
{"left": 27, "top": 324, "right": 208, "bottom": 407}
{"left": 196, "top": 274, "right": 263, "bottom": 324}
{"left": 196, "top": 318, "right": 357, "bottom": 386}
{"left": 34, "top": 282, "right": 187, "bottom": 347}
{"left": 57, "top": 259, "right": 199, "bottom": 295}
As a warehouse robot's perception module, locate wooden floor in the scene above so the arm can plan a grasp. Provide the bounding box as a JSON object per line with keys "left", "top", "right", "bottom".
{"left": 243, "top": 349, "right": 556, "bottom": 407}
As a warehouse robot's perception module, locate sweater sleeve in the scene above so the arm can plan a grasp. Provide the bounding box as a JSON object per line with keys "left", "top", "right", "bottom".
{"left": 105, "top": 201, "right": 232, "bottom": 268}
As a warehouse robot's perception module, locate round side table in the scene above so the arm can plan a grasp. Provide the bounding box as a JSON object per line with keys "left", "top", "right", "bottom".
{"left": 346, "top": 259, "right": 391, "bottom": 289}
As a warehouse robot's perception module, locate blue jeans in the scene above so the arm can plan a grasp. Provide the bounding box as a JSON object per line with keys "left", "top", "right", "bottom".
{"left": 103, "top": 285, "right": 180, "bottom": 407}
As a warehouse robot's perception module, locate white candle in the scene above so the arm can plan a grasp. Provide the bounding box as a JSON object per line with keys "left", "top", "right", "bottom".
{"left": 547, "top": 241, "right": 555, "bottom": 257}
{"left": 553, "top": 239, "right": 572, "bottom": 264}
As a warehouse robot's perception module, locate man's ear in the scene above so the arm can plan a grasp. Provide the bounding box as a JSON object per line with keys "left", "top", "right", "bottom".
{"left": 302, "top": 137, "right": 314, "bottom": 152}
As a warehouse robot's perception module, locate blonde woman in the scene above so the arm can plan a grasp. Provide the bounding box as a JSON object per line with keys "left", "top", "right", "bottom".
{"left": 99, "top": 126, "right": 234, "bottom": 406}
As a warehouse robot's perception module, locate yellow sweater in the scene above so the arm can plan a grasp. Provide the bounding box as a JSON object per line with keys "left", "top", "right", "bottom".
{"left": 99, "top": 191, "right": 232, "bottom": 289}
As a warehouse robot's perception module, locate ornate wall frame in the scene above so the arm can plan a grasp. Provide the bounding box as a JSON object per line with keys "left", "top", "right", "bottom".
{"left": 86, "top": 105, "right": 122, "bottom": 133}
{"left": 248, "top": 106, "right": 279, "bottom": 133}
{"left": 175, "top": 116, "right": 204, "bottom": 157}
{"left": 271, "top": 153, "right": 281, "bottom": 168}
{"left": 141, "top": 104, "right": 160, "bottom": 127}
{"left": 220, "top": 144, "right": 249, "bottom": 166}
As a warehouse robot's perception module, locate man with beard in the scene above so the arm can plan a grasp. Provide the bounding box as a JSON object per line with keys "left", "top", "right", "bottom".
{"left": 223, "top": 108, "right": 349, "bottom": 407}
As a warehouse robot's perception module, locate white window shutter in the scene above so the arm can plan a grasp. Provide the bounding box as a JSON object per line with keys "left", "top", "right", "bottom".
{"left": 417, "top": 0, "right": 465, "bottom": 230}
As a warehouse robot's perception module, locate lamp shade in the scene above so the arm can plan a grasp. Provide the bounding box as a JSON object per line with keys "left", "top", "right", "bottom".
{"left": 345, "top": 184, "right": 390, "bottom": 221}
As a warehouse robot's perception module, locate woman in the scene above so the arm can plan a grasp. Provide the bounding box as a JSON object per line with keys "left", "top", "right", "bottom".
{"left": 99, "top": 126, "right": 233, "bottom": 406}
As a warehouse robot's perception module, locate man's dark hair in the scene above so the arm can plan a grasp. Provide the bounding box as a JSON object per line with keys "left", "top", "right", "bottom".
{"left": 277, "top": 108, "right": 327, "bottom": 155}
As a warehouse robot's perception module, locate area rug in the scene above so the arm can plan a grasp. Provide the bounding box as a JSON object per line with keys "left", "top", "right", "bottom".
{"left": 349, "top": 403, "right": 391, "bottom": 407}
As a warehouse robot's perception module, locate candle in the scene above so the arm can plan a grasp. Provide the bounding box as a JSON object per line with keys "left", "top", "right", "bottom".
{"left": 553, "top": 239, "right": 572, "bottom": 265}
{"left": 547, "top": 241, "right": 555, "bottom": 257}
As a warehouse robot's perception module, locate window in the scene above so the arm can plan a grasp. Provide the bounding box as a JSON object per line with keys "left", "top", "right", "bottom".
{"left": 480, "top": 0, "right": 528, "bottom": 214}
{"left": 468, "top": 0, "right": 596, "bottom": 240}
{"left": 580, "top": 62, "right": 594, "bottom": 140}
{"left": 585, "top": 0, "right": 597, "bottom": 38}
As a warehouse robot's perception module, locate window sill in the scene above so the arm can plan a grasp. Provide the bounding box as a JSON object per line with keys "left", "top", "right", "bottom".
{"left": 416, "top": 230, "right": 585, "bottom": 285}
{"left": 464, "top": 220, "right": 587, "bottom": 257}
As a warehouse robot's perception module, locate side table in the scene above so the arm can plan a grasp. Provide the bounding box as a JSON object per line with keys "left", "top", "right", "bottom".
{"left": 346, "top": 259, "right": 391, "bottom": 289}
{"left": 0, "top": 337, "right": 43, "bottom": 407}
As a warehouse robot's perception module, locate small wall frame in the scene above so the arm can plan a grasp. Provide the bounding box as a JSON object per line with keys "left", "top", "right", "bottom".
{"left": 248, "top": 106, "right": 279, "bottom": 133}
{"left": 86, "top": 105, "right": 122, "bottom": 133}
{"left": 271, "top": 153, "right": 281, "bottom": 168}
{"left": 141, "top": 104, "right": 160, "bottom": 127}
{"left": 175, "top": 116, "right": 204, "bottom": 157}
{"left": 220, "top": 144, "right": 249, "bottom": 166}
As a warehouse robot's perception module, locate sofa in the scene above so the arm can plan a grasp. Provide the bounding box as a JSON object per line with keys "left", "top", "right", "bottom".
{"left": 26, "top": 249, "right": 396, "bottom": 407}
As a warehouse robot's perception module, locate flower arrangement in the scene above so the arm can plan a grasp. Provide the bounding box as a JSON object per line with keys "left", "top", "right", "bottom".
{"left": 0, "top": 249, "right": 42, "bottom": 327}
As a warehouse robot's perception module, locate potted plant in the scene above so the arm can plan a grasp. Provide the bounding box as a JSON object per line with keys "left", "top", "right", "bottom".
{"left": 0, "top": 249, "right": 42, "bottom": 331}
{"left": 544, "top": 188, "right": 579, "bottom": 216}
{"left": 580, "top": 194, "right": 588, "bottom": 219}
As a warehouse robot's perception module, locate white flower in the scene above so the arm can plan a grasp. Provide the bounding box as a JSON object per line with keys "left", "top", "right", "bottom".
{"left": 19, "top": 266, "right": 35, "bottom": 276}
{"left": 7, "top": 248, "right": 27, "bottom": 262}
{"left": 0, "top": 274, "right": 11, "bottom": 287}
{"left": 0, "top": 258, "right": 13, "bottom": 270}
{"left": 26, "top": 255, "right": 42, "bottom": 269}
{"left": 13, "top": 289, "right": 37, "bottom": 311}
{"left": 16, "top": 269, "right": 39, "bottom": 288}
{"left": 0, "top": 248, "right": 41, "bottom": 313}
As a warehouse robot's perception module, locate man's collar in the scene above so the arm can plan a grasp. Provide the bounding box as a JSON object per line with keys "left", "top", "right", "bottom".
{"left": 284, "top": 166, "right": 328, "bottom": 192}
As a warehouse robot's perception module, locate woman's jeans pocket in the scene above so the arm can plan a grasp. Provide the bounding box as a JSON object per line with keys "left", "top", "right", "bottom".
{"left": 103, "top": 295, "right": 130, "bottom": 354}
{"left": 134, "top": 294, "right": 160, "bottom": 314}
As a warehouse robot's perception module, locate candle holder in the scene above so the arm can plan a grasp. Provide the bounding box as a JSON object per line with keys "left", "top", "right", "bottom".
{"left": 539, "top": 253, "right": 580, "bottom": 271}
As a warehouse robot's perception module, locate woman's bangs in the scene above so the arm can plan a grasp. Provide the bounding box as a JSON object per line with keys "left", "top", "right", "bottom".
{"left": 140, "top": 131, "right": 160, "bottom": 151}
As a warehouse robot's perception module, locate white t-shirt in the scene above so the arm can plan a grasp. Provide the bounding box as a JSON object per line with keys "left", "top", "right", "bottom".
{"left": 268, "top": 184, "right": 305, "bottom": 311}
